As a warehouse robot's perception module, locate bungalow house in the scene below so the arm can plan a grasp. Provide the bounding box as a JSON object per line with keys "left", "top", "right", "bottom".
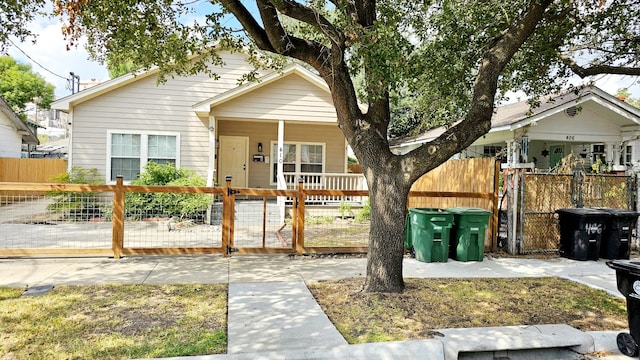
{"left": 391, "top": 86, "right": 640, "bottom": 173}
{"left": 51, "top": 51, "right": 352, "bottom": 189}
{"left": 0, "top": 96, "right": 38, "bottom": 158}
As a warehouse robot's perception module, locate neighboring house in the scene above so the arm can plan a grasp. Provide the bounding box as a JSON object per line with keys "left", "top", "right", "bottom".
{"left": 391, "top": 86, "right": 640, "bottom": 173}
{"left": 51, "top": 51, "right": 350, "bottom": 189}
{"left": 0, "top": 96, "right": 38, "bottom": 158}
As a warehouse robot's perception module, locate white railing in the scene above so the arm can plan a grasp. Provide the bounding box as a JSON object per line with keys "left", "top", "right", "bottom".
{"left": 282, "top": 172, "right": 368, "bottom": 204}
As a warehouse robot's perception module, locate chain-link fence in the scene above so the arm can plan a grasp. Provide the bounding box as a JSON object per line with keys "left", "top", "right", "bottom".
{"left": 519, "top": 172, "right": 634, "bottom": 254}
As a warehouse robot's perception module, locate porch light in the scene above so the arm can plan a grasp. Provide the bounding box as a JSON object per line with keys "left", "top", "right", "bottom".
{"left": 258, "top": 142, "right": 263, "bottom": 152}
{"left": 580, "top": 147, "right": 588, "bottom": 158}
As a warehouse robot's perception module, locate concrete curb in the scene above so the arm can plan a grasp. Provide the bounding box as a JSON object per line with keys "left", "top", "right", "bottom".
{"left": 145, "top": 324, "right": 601, "bottom": 360}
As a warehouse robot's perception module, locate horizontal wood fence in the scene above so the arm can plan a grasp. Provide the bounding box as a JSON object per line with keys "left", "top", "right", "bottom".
{"left": 0, "top": 159, "right": 500, "bottom": 258}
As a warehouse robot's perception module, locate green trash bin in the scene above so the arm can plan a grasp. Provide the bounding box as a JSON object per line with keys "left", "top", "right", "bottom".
{"left": 447, "top": 207, "right": 491, "bottom": 262}
{"left": 405, "top": 208, "right": 453, "bottom": 263}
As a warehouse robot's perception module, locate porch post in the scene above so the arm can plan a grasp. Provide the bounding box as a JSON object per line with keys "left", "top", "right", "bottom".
{"left": 606, "top": 142, "right": 616, "bottom": 168}
{"left": 506, "top": 140, "right": 515, "bottom": 166}
{"left": 277, "top": 120, "right": 286, "bottom": 223}
{"left": 207, "top": 116, "right": 216, "bottom": 187}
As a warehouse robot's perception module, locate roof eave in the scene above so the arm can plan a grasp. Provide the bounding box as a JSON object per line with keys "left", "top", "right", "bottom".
{"left": 51, "top": 68, "right": 160, "bottom": 112}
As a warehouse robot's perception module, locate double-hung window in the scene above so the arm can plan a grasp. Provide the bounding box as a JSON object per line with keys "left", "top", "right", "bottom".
{"left": 271, "top": 142, "right": 324, "bottom": 184}
{"left": 108, "top": 131, "right": 179, "bottom": 182}
{"left": 624, "top": 145, "right": 633, "bottom": 166}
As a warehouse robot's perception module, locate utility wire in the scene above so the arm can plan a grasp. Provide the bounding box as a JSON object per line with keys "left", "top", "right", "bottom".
{"left": 7, "top": 38, "right": 68, "bottom": 80}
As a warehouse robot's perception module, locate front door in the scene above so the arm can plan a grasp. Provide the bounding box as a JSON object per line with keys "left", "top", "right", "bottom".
{"left": 550, "top": 145, "right": 564, "bottom": 169}
{"left": 219, "top": 136, "right": 248, "bottom": 187}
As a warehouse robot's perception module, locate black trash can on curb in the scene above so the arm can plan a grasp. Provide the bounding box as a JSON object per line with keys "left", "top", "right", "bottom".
{"left": 606, "top": 260, "right": 640, "bottom": 357}
{"left": 597, "top": 208, "right": 639, "bottom": 260}
{"left": 556, "top": 208, "right": 609, "bottom": 261}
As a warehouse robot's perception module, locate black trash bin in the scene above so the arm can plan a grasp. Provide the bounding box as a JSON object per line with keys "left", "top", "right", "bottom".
{"left": 556, "top": 208, "right": 609, "bottom": 261}
{"left": 607, "top": 260, "right": 640, "bottom": 357}
{"left": 597, "top": 208, "right": 639, "bottom": 260}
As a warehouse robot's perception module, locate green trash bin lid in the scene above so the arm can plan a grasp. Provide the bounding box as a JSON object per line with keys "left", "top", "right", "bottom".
{"left": 446, "top": 207, "right": 491, "bottom": 215}
{"left": 409, "top": 208, "right": 452, "bottom": 215}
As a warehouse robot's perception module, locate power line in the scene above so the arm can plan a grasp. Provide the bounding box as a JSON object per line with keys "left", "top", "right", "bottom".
{"left": 7, "top": 38, "right": 68, "bottom": 80}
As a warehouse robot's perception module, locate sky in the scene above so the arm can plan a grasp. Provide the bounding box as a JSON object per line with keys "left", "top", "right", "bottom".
{"left": 4, "top": 6, "right": 640, "bottom": 102}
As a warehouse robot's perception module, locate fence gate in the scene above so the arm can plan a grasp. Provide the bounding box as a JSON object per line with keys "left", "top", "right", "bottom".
{"left": 509, "top": 171, "right": 635, "bottom": 254}
{"left": 223, "top": 180, "right": 298, "bottom": 255}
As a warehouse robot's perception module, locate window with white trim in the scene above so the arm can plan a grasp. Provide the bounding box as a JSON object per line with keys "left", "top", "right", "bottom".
{"left": 108, "top": 131, "right": 179, "bottom": 181}
{"left": 592, "top": 144, "right": 605, "bottom": 164}
{"left": 623, "top": 145, "right": 633, "bottom": 166}
{"left": 271, "top": 142, "right": 324, "bottom": 183}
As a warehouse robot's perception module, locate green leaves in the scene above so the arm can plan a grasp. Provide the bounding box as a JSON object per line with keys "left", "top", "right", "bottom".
{"left": 0, "top": 56, "right": 55, "bottom": 112}
{"left": 0, "top": 0, "right": 47, "bottom": 52}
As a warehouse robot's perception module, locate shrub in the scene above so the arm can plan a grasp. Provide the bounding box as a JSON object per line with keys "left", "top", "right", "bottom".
{"left": 47, "top": 167, "right": 104, "bottom": 220}
{"left": 338, "top": 201, "right": 354, "bottom": 219}
{"left": 126, "top": 163, "right": 211, "bottom": 222}
{"left": 355, "top": 198, "right": 371, "bottom": 223}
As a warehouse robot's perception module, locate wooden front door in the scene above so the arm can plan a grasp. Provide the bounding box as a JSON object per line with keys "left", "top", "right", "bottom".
{"left": 219, "top": 136, "right": 248, "bottom": 187}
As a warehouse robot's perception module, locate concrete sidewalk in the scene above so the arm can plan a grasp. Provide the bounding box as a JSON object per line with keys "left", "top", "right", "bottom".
{"left": 0, "top": 255, "right": 634, "bottom": 359}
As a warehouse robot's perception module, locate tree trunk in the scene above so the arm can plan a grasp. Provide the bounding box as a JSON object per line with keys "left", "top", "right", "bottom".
{"left": 362, "top": 167, "right": 409, "bottom": 293}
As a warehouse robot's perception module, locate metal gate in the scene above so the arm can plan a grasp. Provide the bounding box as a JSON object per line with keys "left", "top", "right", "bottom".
{"left": 222, "top": 178, "right": 298, "bottom": 255}
{"left": 507, "top": 170, "right": 635, "bottom": 254}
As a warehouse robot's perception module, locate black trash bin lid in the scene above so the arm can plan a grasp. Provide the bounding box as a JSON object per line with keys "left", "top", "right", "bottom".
{"left": 556, "top": 208, "right": 610, "bottom": 216}
{"left": 607, "top": 260, "right": 640, "bottom": 275}
{"left": 595, "top": 208, "right": 640, "bottom": 217}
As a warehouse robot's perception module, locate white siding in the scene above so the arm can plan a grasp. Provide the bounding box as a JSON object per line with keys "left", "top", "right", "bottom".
{"left": 70, "top": 52, "right": 264, "bottom": 180}
{"left": 0, "top": 113, "right": 22, "bottom": 158}
{"left": 528, "top": 104, "right": 623, "bottom": 143}
{"left": 212, "top": 74, "right": 337, "bottom": 122}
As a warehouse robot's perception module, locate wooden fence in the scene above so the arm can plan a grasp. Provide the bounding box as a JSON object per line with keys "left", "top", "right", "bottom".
{"left": 0, "top": 158, "right": 500, "bottom": 257}
{"left": 0, "top": 158, "right": 67, "bottom": 182}
{"left": 409, "top": 158, "right": 500, "bottom": 251}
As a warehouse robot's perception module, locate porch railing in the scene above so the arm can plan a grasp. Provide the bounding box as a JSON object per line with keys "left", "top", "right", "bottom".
{"left": 283, "top": 172, "right": 367, "bottom": 204}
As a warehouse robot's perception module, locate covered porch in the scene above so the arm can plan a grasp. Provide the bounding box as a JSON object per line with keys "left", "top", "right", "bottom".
{"left": 462, "top": 87, "right": 640, "bottom": 173}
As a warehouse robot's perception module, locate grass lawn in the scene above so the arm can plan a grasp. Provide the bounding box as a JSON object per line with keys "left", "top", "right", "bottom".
{"left": 308, "top": 277, "right": 628, "bottom": 344}
{"left": 0, "top": 276, "right": 630, "bottom": 357}
{"left": 0, "top": 284, "right": 227, "bottom": 359}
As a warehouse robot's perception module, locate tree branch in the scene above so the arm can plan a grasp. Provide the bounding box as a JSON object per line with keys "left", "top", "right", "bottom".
{"left": 559, "top": 54, "right": 640, "bottom": 77}
{"left": 403, "top": 0, "right": 554, "bottom": 185}
{"left": 269, "top": 0, "right": 345, "bottom": 47}
{"left": 220, "top": 0, "right": 330, "bottom": 71}
{"left": 354, "top": 0, "right": 375, "bottom": 27}
{"left": 218, "top": 0, "right": 275, "bottom": 52}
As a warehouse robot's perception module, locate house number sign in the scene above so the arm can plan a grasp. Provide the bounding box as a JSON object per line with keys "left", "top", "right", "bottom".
{"left": 565, "top": 135, "right": 575, "bottom": 141}
{"left": 585, "top": 223, "right": 602, "bottom": 235}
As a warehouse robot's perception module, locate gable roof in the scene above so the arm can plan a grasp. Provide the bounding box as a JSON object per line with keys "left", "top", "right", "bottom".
{"left": 0, "top": 96, "right": 38, "bottom": 145}
{"left": 491, "top": 86, "right": 640, "bottom": 131}
{"left": 192, "top": 63, "right": 329, "bottom": 117}
{"left": 391, "top": 86, "right": 640, "bottom": 148}
{"left": 51, "top": 68, "right": 159, "bottom": 112}
{"left": 51, "top": 55, "right": 330, "bottom": 115}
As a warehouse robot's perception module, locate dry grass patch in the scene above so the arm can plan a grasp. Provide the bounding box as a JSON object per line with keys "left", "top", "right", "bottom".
{"left": 308, "top": 277, "right": 627, "bottom": 344}
{"left": 0, "top": 284, "right": 227, "bottom": 359}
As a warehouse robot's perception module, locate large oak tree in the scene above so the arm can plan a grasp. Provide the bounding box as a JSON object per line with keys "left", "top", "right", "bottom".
{"left": 6, "top": 0, "right": 639, "bottom": 292}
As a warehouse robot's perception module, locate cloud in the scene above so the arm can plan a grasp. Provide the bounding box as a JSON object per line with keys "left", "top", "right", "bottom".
{"left": 5, "top": 7, "right": 640, "bottom": 103}
{"left": 7, "top": 16, "right": 109, "bottom": 100}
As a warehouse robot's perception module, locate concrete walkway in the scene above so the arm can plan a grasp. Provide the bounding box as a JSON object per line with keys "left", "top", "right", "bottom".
{"left": 0, "top": 255, "right": 635, "bottom": 359}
